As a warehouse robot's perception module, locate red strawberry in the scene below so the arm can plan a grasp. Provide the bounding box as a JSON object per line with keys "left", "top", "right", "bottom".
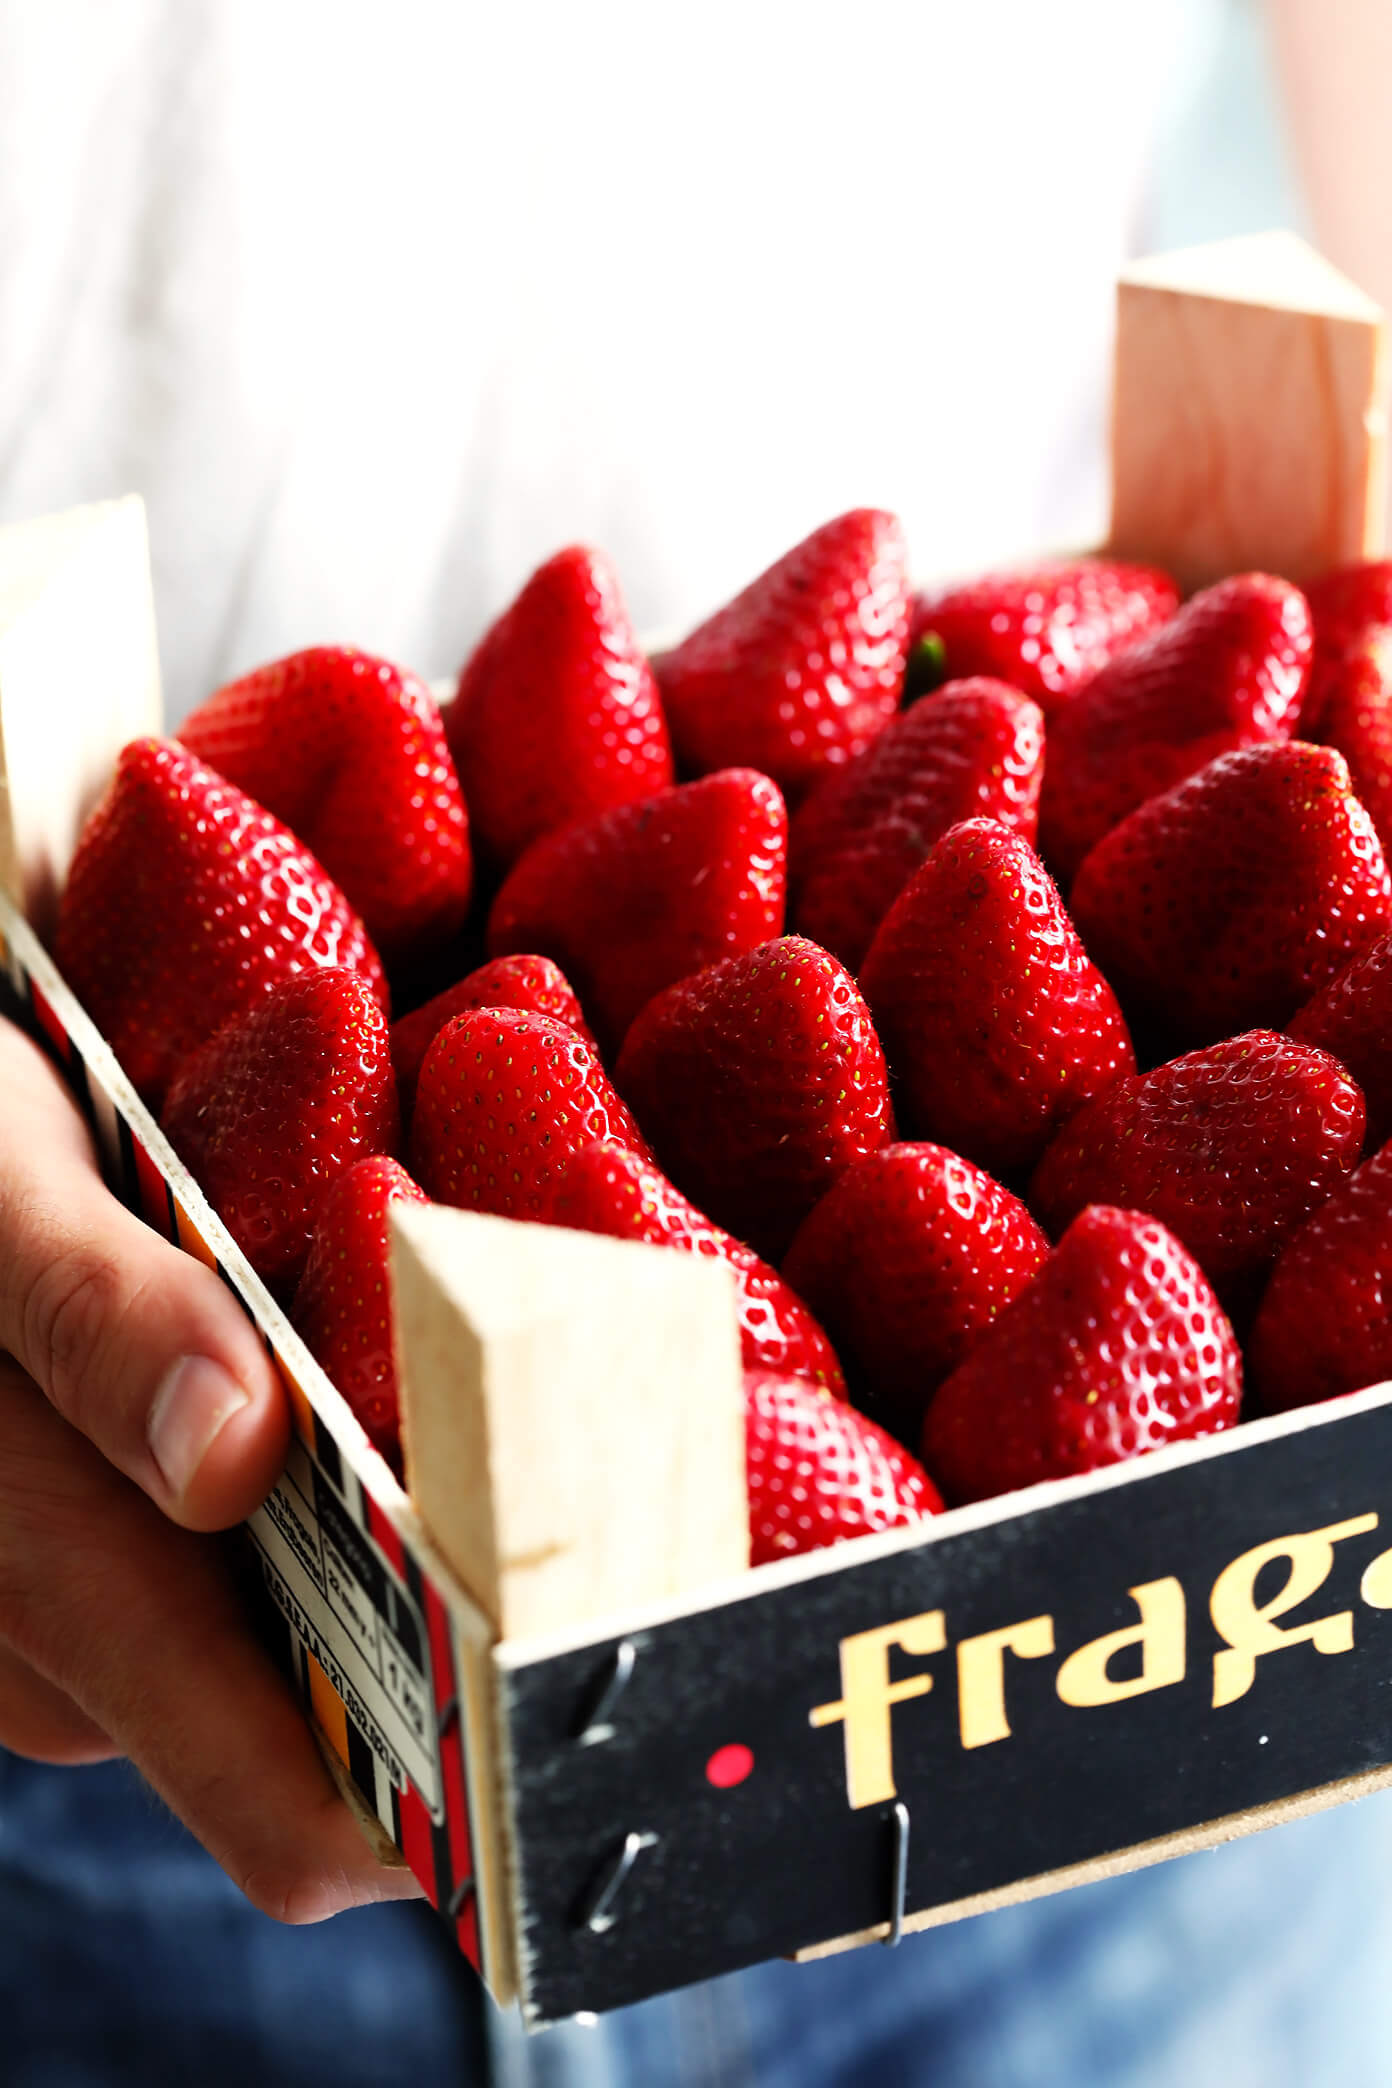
{"left": 746, "top": 1370, "right": 941, "bottom": 1566}
{"left": 1249, "top": 1142, "right": 1392, "bottom": 1413}
{"left": 447, "top": 545, "right": 674, "bottom": 871}
{"left": 161, "top": 968, "right": 399, "bottom": 1295}
{"left": 859, "top": 820, "right": 1134, "bottom": 1181}
{"left": 615, "top": 936, "right": 894, "bottom": 1261}
{"left": 907, "top": 556, "right": 1179, "bottom": 712}
{"left": 1301, "top": 559, "right": 1392, "bottom": 732}
{"left": 1038, "top": 573, "right": 1310, "bottom": 885}
{"left": 179, "top": 647, "right": 472, "bottom": 965}
{"left": 788, "top": 679, "right": 1045, "bottom": 969}
{"left": 923, "top": 1206, "right": 1241, "bottom": 1505}
{"left": 410, "top": 1007, "right": 648, "bottom": 1220}
{"left": 391, "top": 954, "right": 597, "bottom": 1123}
{"left": 781, "top": 1143, "right": 1049, "bottom": 1442}
{"left": 1068, "top": 742, "right": 1392, "bottom": 1047}
{"left": 546, "top": 1142, "right": 845, "bottom": 1395}
{"left": 55, "top": 738, "right": 387, "bottom": 1108}
{"left": 1288, "top": 930, "right": 1392, "bottom": 1148}
{"left": 488, "top": 769, "right": 786, "bottom": 1056}
{"left": 1310, "top": 631, "right": 1392, "bottom": 854}
{"left": 291, "top": 1156, "right": 428, "bottom": 1472}
{"left": 1028, "top": 1032, "right": 1365, "bottom": 1313}
{"left": 653, "top": 509, "right": 910, "bottom": 804}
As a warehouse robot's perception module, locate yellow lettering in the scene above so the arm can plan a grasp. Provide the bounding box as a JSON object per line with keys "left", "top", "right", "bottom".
{"left": 957, "top": 1615, "right": 1055, "bottom": 1748}
{"left": 809, "top": 1611, "right": 946, "bottom": 1809}
{"left": 1210, "top": 1514, "right": 1377, "bottom": 1708}
{"left": 1056, "top": 1579, "right": 1186, "bottom": 1707}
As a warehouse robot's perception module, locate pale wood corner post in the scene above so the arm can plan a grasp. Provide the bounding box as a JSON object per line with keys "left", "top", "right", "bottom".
{"left": 0, "top": 496, "right": 162, "bottom": 935}
{"left": 390, "top": 1201, "right": 748, "bottom": 1999}
{"left": 1108, "top": 229, "right": 1389, "bottom": 591}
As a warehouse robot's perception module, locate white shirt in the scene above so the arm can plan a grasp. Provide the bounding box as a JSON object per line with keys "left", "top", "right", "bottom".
{"left": 0, "top": 0, "right": 1194, "bottom": 717}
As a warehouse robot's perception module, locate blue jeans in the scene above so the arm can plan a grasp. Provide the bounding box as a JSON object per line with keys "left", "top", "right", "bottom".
{"left": 8, "top": 1750, "right": 1392, "bottom": 2086}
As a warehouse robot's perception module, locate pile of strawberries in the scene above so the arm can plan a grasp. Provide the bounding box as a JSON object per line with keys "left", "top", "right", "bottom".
{"left": 50, "top": 514, "right": 1392, "bottom": 1567}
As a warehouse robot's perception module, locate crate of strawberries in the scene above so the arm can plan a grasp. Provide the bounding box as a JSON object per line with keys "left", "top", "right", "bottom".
{"left": 4, "top": 232, "right": 1392, "bottom": 2028}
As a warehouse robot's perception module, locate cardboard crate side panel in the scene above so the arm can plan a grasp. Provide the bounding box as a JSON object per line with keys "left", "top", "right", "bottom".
{"left": 502, "top": 1402, "right": 1392, "bottom": 2022}
{"left": 0, "top": 895, "right": 485, "bottom": 1944}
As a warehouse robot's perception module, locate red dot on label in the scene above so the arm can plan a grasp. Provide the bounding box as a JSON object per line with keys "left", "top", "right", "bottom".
{"left": 706, "top": 1743, "right": 755, "bottom": 1789}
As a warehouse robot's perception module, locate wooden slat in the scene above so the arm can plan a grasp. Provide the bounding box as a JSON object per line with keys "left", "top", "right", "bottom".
{"left": 1108, "top": 230, "right": 1389, "bottom": 592}
{"left": 0, "top": 497, "right": 162, "bottom": 937}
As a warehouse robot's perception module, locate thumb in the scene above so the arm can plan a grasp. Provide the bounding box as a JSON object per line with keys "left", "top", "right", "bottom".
{"left": 0, "top": 1021, "right": 288, "bottom": 1530}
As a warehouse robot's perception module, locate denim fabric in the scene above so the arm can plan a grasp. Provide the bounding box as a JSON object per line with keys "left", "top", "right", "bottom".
{"left": 10, "top": 1749, "right": 1392, "bottom": 2088}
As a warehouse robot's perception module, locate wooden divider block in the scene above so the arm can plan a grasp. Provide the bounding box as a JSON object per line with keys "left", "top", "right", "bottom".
{"left": 390, "top": 1202, "right": 748, "bottom": 1643}
{"left": 1109, "top": 230, "right": 1389, "bottom": 592}
{"left": 0, "top": 496, "right": 162, "bottom": 936}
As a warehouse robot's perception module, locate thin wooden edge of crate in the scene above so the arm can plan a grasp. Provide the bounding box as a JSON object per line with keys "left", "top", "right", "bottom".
{"left": 0, "top": 893, "right": 522, "bottom": 1998}
{"left": 791, "top": 1755, "right": 1392, "bottom": 1963}
{"left": 487, "top": 1377, "right": 1392, "bottom": 1678}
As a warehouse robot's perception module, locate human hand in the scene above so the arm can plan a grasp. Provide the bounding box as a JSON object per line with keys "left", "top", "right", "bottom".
{"left": 0, "top": 1015, "right": 423, "bottom": 1920}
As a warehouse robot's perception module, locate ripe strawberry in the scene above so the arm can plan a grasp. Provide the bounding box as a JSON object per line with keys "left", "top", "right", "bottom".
{"left": 488, "top": 769, "right": 786, "bottom": 1056}
{"left": 161, "top": 968, "right": 399, "bottom": 1295}
{"left": 653, "top": 509, "right": 910, "bottom": 804}
{"left": 179, "top": 647, "right": 472, "bottom": 965}
{"left": 1309, "top": 631, "right": 1392, "bottom": 854}
{"left": 907, "top": 556, "right": 1179, "bottom": 712}
{"left": 788, "top": 679, "right": 1045, "bottom": 970}
{"left": 546, "top": 1142, "right": 845, "bottom": 1395}
{"left": 410, "top": 1007, "right": 648, "bottom": 1220}
{"left": 55, "top": 738, "right": 386, "bottom": 1108}
{"left": 1038, "top": 573, "right": 1310, "bottom": 885}
{"left": 746, "top": 1370, "right": 941, "bottom": 1566}
{"left": 1249, "top": 1142, "right": 1392, "bottom": 1413}
{"left": 291, "top": 1156, "right": 428, "bottom": 1473}
{"left": 447, "top": 545, "right": 674, "bottom": 871}
{"left": 859, "top": 820, "right": 1135, "bottom": 1181}
{"left": 1028, "top": 1032, "right": 1365, "bottom": 1313}
{"left": 615, "top": 936, "right": 894, "bottom": 1261}
{"left": 923, "top": 1207, "right": 1241, "bottom": 1505}
{"left": 1068, "top": 743, "right": 1392, "bottom": 1047}
{"left": 1288, "top": 930, "right": 1392, "bottom": 1148}
{"left": 781, "top": 1143, "right": 1049, "bottom": 1442}
{"left": 391, "top": 954, "right": 596, "bottom": 1123}
{"left": 1301, "top": 559, "right": 1392, "bottom": 732}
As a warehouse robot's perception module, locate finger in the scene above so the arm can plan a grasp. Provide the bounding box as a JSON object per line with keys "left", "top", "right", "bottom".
{"left": 0, "top": 1642, "right": 117, "bottom": 1765}
{"left": 0, "top": 1357, "right": 422, "bottom": 1921}
{"left": 0, "top": 1021, "right": 288, "bottom": 1531}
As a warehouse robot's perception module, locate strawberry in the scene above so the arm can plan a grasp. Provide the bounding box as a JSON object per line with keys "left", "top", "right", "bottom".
{"left": 1301, "top": 559, "right": 1392, "bottom": 732}
{"left": 161, "top": 968, "right": 399, "bottom": 1295}
{"left": 1068, "top": 742, "right": 1392, "bottom": 1047}
{"left": 178, "top": 647, "right": 472, "bottom": 966}
{"left": 859, "top": 820, "right": 1134, "bottom": 1181}
{"left": 906, "top": 556, "right": 1179, "bottom": 712}
{"left": 488, "top": 769, "right": 786, "bottom": 1056}
{"left": 291, "top": 1156, "right": 428, "bottom": 1472}
{"left": 781, "top": 1143, "right": 1049, "bottom": 1443}
{"left": 447, "top": 545, "right": 674, "bottom": 872}
{"left": 653, "top": 509, "right": 910, "bottom": 805}
{"left": 614, "top": 936, "right": 894, "bottom": 1261}
{"left": 788, "top": 679, "right": 1045, "bottom": 969}
{"left": 391, "top": 954, "right": 596, "bottom": 1124}
{"left": 1037, "top": 573, "right": 1310, "bottom": 885}
{"left": 1288, "top": 930, "right": 1392, "bottom": 1148}
{"left": 410, "top": 1007, "right": 648, "bottom": 1220}
{"left": 1028, "top": 1032, "right": 1365, "bottom": 1313}
{"left": 1309, "top": 631, "right": 1392, "bottom": 855}
{"left": 54, "top": 738, "right": 386, "bottom": 1108}
{"left": 746, "top": 1370, "right": 941, "bottom": 1566}
{"left": 546, "top": 1142, "right": 845, "bottom": 1394}
{"left": 923, "top": 1206, "right": 1241, "bottom": 1505}
{"left": 1249, "top": 1142, "right": 1392, "bottom": 1413}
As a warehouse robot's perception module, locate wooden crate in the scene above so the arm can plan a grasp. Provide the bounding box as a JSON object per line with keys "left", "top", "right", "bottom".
{"left": 4, "top": 234, "right": 1392, "bottom": 2030}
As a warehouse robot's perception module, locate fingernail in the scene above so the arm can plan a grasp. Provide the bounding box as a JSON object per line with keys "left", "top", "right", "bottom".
{"left": 148, "top": 1355, "right": 252, "bottom": 1500}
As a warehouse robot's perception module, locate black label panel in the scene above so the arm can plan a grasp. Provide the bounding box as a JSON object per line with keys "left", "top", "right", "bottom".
{"left": 504, "top": 1400, "right": 1392, "bottom": 2021}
